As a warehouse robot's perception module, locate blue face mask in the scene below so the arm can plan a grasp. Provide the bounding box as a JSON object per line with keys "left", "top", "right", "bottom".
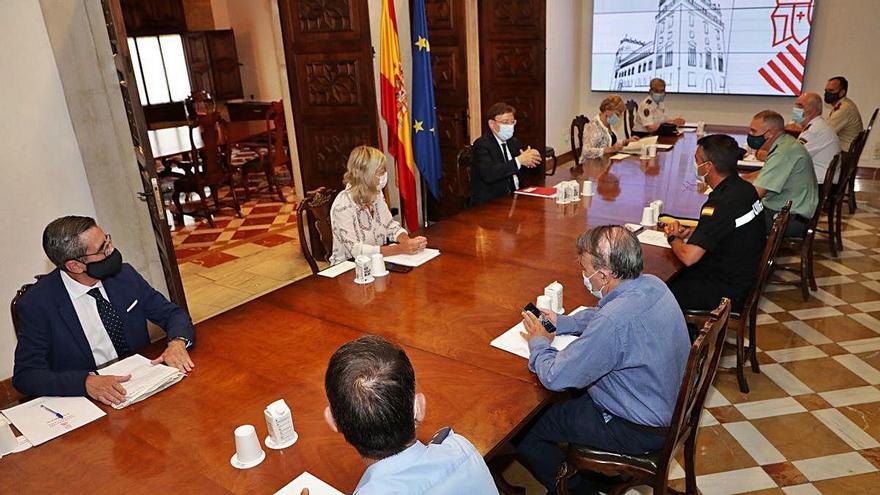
{"left": 497, "top": 123, "right": 515, "bottom": 141}
{"left": 652, "top": 93, "right": 665, "bottom": 103}
{"left": 608, "top": 114, "right": 620, "bottom": 127}
{"left": 583, "top": 270, "right": 606, "bottom": 300}
{"left": 792, "top": 107, "right": 805, "bottom": 124}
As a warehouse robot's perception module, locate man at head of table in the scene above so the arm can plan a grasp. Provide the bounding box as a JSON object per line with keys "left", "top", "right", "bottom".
{"left": 664, "top": 134, "right": 766, "bottom": 314}
{"left": 743, "top": 110, "right": 818, "bottom": 237}
{"left": 632, "top": 78, "right": 686, "bottom": 134}
{"left": 322, "top": 335, "right": 498, "bottom": 495}
{"left": 518, "top": 225, "right": 690, "bottom": 494}
{"left": 468, "top": 101, "right": 542, "bottom": 207}
{"left": 12, "top": 216, "right": 195, "bottom": 405}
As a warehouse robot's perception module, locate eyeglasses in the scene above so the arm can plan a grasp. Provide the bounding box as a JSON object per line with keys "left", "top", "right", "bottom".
{"left": 493, "top": 119, "right": 517, "bottom": 126}
{"left": 80, "top": 234, "right": 113, "bottom": 259}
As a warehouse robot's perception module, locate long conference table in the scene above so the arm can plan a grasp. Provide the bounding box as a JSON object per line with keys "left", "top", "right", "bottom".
{"left": 1, "top": 126, "right": 745, "bottom": 493}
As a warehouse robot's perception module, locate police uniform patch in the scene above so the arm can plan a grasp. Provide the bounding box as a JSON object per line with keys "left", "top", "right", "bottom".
{"left": 644, "top": 108, "right": 650, "bottom": 116}
{"left": 701, "top": 206, "right": 715, "bottom": 217}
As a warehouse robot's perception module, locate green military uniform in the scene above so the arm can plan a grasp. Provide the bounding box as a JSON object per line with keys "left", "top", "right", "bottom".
{"left": 754, "top": 133, "right": 818, "bottom": 236}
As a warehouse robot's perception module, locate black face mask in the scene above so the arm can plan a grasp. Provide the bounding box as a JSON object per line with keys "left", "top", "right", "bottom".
{"left": 824, "top": 91, "right": 842, "bottom": 105}
{"left": 84, "top": 249, "right": 123, "bottom": 279}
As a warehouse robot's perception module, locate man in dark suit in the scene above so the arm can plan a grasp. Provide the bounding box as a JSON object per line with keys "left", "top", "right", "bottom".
{"left": 13, "top": 216, "right": 195, "bottom": 405}
{"left": 469, "top": 102, "right": 541, "bottom": 207}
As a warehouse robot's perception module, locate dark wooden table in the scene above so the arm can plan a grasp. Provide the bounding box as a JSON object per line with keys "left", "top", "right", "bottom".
{"left": 148, "top": 120, "right": 273, "bottom": 160}
{"left": 1, "top": 126, "right": 745, "bottom": 493}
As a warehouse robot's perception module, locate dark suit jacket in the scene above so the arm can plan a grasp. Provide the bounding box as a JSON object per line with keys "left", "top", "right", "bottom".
{"left": 469, "top": 131, "right": 525, "bottom": 207}
{"left": 12, "top": 264, "right": 195, "bottom": 397}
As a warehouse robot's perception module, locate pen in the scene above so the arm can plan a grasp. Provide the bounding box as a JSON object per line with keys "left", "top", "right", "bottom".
{"left": 41, "top": 404, "right": 64, "bottom": 419}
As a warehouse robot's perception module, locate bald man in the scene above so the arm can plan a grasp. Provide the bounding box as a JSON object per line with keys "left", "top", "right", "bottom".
{"left": 791, "top": 92, "right": 841, "bottom": 185}
{"left": 633, "top": 78, "right": 685, "bottom": 133}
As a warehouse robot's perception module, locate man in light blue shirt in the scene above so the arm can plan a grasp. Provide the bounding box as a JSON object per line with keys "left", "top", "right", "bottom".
{"left": 518, "top": 225, "right": 690, "bottom": 494}
{"left": 323, "top": 335, "right": 498, "bottom": 495}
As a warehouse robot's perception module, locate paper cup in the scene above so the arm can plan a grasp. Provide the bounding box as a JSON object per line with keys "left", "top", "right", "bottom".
{"left": 231, "top": 424, "right": 265, "bottom": 469}
{"left": 582, "top": 180, "right": 593, "bottom": 196}
{"left": 640, "top": 206, "right": 657, "bottom": 226}
{"left": 371, "top": 253, "right": 388, "bottom": 277}
{"left": 536, "top": 295, "right": 552, "bottom": 312}
{"left": 640, "top": 146, "right": 649, "bottom": 159}
{"left": 648, "top": 145, "right": 657, "bottom": 158}
{"left": 354, "top": 255, "right": 374, "bottom": 284}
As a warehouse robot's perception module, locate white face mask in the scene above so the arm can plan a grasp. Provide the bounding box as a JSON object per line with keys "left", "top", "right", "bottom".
{"left": 497, "top": 123, "right": 515, "bottom": 141}
{"left": 583, "top": 270, "right": 606, "bottom": 300}
{"left": 377, "top": 172, "right": 388, "bottom": 190}
{"left": 693, "top": 158, "right": 708, "bottom": 183}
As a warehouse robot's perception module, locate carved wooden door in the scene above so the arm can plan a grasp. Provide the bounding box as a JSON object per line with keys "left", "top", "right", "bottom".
{"left": 277, "top": 0, "right": 380, "bottom": 192}
{"left": 479, "top": 0, "right": 546, "bottom": 179}
{"left": 421, "top": 0, "right": 470, "bottom": 220}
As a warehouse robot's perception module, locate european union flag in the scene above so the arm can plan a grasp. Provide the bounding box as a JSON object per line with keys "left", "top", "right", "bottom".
{"left": 410, "top": 0, "right": 442, "bottom": 198}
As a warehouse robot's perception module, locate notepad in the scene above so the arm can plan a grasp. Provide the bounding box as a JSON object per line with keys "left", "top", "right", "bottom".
{"left": 622, "top": 135, "right": 659, "bottom": 153}
{"left": 490, "top": 306, "right": 589, "bottom": 359}
{"left": 514, "top": 186, "right": 558, "bottom": 198}
{"left": 384, "top": 248, "right": 440, "bottom": 267}
{"left": 2, "top": 396, "right": 105, "bottom": 446}
{"left": 318, "top": 261, "right": 355, "bottom": 278}
{"left": 274, "top": 471, "right": 344, "bottom": 495}
{"left": 609, "top": 153, "right": 630, "bottom": 161}
{"left": 99, "top": 354, "right": 185, "bottom": 409}
{"left": 637, "top": 229, "right": 671, "bottom": 249}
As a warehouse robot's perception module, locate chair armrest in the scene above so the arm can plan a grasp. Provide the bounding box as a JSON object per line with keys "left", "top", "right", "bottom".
{"left": 682, "top": 310, "right": 714, "bottom": 327}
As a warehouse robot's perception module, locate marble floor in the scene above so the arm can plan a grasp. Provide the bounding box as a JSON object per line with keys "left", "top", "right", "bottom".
{"left": 504, "top": 178, "right": 880, "bottom": 494}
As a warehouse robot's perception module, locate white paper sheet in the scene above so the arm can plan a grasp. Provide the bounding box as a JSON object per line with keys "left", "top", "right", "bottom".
{"left": 680, "top": 122, "right": 699, "bottom": 128}
{"left": 490, "top": 306, "right": 589, "bottom": 359}
{"left": 637, "top": 229, "right": 671, "bottom": 249}
{"left": 317, "top": 261, "right": 355, "bottom": 278}
{"left": 1, "top": 396, "right": 105, "bottom": 446}
{"left": 737, "top": 159, "right": 764, "bottom": 168}
{"left": 609, "top": 153, "right": 630, "bottom": 161}
{"left": 679, "top": 128, "right": 696, "bottom": 133}
{"left": 274, "top": 471, "right": 344, "bottom": 495}
{"left": 623, "top": 223, "right": 643, "bottom": 233}
{"left": 655, "top": 144, "right": 673, "bottom": 150}
{"left": 384, "top": 248, "right": 441, "bottom": 267}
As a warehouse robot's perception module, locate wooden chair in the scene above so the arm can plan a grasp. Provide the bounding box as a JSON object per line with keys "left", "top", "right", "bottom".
{"left": 183, "top": 90, "right": 216, "bottom": 123}
{"left": 232, "top": 101, "right": 292, "bottom": 202}
{"left": 824, "top": 133, "right": 866, "bottom": 254}
{"left": 555, "top": 298, "right": 732, "bottom": 495}
{"left": 457, "top": 145, "right": 473, "bottom": 208}
{"left": 774, "top": 156, "right": 840, "bottom": 300}
{"left": 171, "top": 112, "right": 242, "bottom": 227}
{"left": 297, "top": 187, "right": 339, "bottom": 274}
{"left": 844, "top": 108, "right": 875, "bottom": 213}
{"left": 570, "top": 115, "right": 590, "bottom": 164}
{"left": 624, "top": 99, "right": 638, "bottom": 139}
{"left": 684, "top": 201, "right": 791, "bottom": 393}
{"left": 10, "top": 275, "right": 47, "bottom": 339}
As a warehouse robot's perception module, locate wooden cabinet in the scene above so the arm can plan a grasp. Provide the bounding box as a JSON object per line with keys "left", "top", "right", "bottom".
{"left": 183, "top": 30, "right": 244, "bottom": 101}
{"left": 121, "top": 0, "right": 186, "bottom": 35}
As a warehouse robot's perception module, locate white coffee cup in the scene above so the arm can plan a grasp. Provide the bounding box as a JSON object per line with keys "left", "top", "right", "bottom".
{"left": 582, "top": 180, "right": 593, "bottom": 196}
{"left": 648, "top": 145, "right": 657, "bottom": 158}
{"left": 354, "top": 255, "right": 374, "bottom": 284}
{"left": 232, "top": 424, "right": 265, "bottom": 468}
{"left": 0, "top": 423, "right": 17, "bottom": 455}
{"left": 536, "top": 295, "right": 552, "bottom": 311}
{"left": 640, "top": 145, "right": 649, "bottom": 160}
{"left": 371, "top": 253, "right": 388, "bottom": 277}
{"left": 640, "top": 206, "right": 656, "bottom": 226}
{"left": 556, "top": 184, "right": 569, "bottom": 204}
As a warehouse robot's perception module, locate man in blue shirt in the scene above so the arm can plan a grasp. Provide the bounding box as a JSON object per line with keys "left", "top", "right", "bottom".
{"left": 323, "top": 335, "right": 498, "bottom": 495}
{"left": 518, "top": 225, "right": 690, "bottom": 493}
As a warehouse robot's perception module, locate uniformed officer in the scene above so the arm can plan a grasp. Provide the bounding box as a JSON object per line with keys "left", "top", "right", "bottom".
{"left": 792, "top": 92, "right": 841, "bottom": 185}
{"left": 633, "top": 78, "right": 685, "bottom": 133}
{"left": 323, "top": 335, "right": 498, "bottom": 495}
{"left": 664, "top": 134, "right": 766, "bottom": 312}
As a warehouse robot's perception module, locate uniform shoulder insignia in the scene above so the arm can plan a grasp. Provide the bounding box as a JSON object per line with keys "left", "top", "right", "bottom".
{"left": 701, "top": 206, "right": 715, "bottom": 217}
{"left": 430, "top": 426, "right": 452, "bottom": 445}
{"left": 644, "top": 108, "right": 650, "bottom": 117}
{"left": 798, "top": 137, "right": 808, "bottom": 145}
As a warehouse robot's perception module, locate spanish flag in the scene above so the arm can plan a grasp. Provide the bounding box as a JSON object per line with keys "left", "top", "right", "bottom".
{"left": 380, "top": 0, "right": 419, "bottom": 231}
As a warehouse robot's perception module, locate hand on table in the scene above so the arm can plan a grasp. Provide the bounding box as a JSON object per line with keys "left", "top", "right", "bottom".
{"left": 86, "top": 374, "right": 131, "bottom": 406}
{"left": 607, "top": 143, "right": 624, "bottom": 153}
{"left": 520, "top": 311, "right": 554, "bottom": 342}
{"left": 626, "top": 136, "right": 640, "bottom": 144}
{"left": 755, "top": 148, "right": 768, "bottom": 161}
{"left": 663, "top": 221, "right": 692, "bottom": 240}
{"left": 402, "top": 236, "right": 427, "bottom": 254}
{"left": 151, "top": 339, "right": 194, "bottom": 373}
{"left": 671, "top": 117, "right": 686, "bottom": 126}
{"left": 518, "top": 146, "right": 542, "bottom": 168}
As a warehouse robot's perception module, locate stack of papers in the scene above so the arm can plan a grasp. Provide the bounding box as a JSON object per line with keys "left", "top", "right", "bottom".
{"left": 609, "top": 153, "right": 630, "bottom": 161}
{"left": 99, "top": 354, "right": 185, "bottom": 409}
{"left": 274, "top": 472, "right": 344, "bottom": 495}
{"left": 384, "top": 248, "right": 441, "bottom": 267}
{"left": 655, "top": 143, "right": 674, "bottom": 150}
{"left": 1, "top": 396, "right": 105, "bottom": 446}
{"left": 622, "top": 135, "right": 659, "bottom": 153}
{"left": 637, "top": 229, "right": 671, "bottom": 249}
{"left": 490, "top": 307, "right": 589, "bottom": 359}
{"left": 317, "top": 261, "right": 355, "bottom": 278}
{"left": 514, "top": 186, "right": 557, "bottom": 198}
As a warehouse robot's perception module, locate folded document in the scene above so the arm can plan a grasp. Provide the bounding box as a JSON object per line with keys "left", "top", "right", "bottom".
{"left": 490, "top": 307, "right": 589, "bottom": 359}
{"left": 99, "top": 354, "right": 185, "bottom": 409}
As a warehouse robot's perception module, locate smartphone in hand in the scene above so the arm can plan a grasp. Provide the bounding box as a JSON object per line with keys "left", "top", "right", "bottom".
{"left": 523, "top": 303, "right": 556, "bottom": 333}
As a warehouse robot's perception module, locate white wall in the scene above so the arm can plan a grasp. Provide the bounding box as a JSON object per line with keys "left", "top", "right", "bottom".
{"left": 573, "top": 0, "right": 879, "bottom": 167}
{"left": 213, "top": 0, "right": 284, "bottom": 101}
{"left": 546, "top": 0, "right": 583, "bottom": 156}
{"left": 0, "top": 0, "right": 97, "bottom": 380}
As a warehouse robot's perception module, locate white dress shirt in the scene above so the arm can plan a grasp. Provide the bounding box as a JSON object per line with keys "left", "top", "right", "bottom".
{"left": 493, "top": 133, "right": 522, "bottom": 190}
{"left": 798, "top": 116, "right": 841, "bottom": 184}
{"left": 60, "top": 271, "right": 118, "bottom": 366}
